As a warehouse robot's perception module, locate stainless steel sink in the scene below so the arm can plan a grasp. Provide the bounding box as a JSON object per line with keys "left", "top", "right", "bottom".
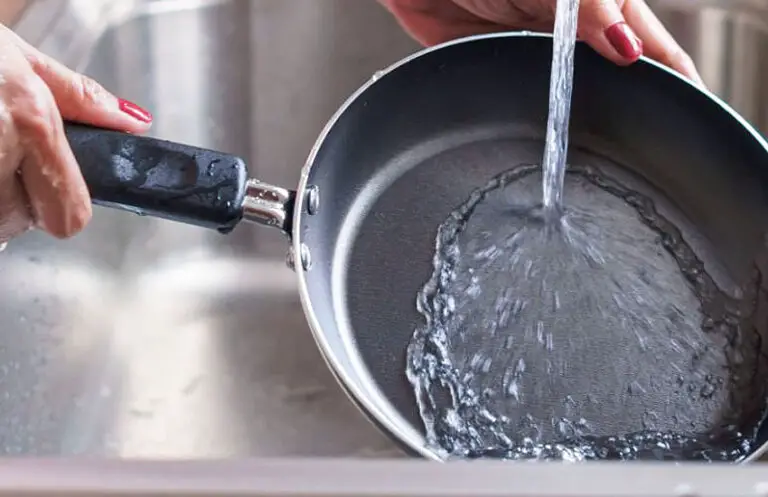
{"left": 4, "top": 0, "right": 768, "bottom": 458}
{"left": 648, "top": 0, "right": 768, "bottom": 135}
{"left": 2, "top": 0, "right": 418, "bottom": 457}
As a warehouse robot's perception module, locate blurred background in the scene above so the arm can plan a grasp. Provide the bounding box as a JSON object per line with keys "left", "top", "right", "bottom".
{"left": 0, "top": 0, "right": 764, "bottom": 458}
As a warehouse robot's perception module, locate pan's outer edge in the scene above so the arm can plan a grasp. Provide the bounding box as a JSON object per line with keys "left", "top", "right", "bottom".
{"left": 290, "top": 30, "right": 768, "bottom": 463}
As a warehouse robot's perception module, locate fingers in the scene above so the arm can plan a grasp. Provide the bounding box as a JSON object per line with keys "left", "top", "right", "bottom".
{"left": 10, "top": 30, "right": 152, "bottom": 133}
{"left": 379, "top": 0, "right": 506, "bottom": 45}
{"left": 382, "top": 0, "right": 703, "bottom": 83}
{"left": 578, "top": 0, "right": 643, "bottom": 66}
{"left": 579, "top": 0, "right": 702, "bottom": 84}
{"left": 622, "top": 0, "right": 703, "bottom": 84}
{"left": 9, "top": 70, "right": 92, "bottom": 239}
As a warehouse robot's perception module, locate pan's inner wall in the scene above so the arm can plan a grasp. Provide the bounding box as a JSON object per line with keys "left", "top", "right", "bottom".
{"left": 298, "top": 35, "right": 768, "bottom": 455}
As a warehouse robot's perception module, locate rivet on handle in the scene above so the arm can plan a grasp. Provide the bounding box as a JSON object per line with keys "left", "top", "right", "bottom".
{"left": 299, "top": 243, "right": 312, "bottom": 271}
{"left": 305, "top": 185, "right": 320, "bottom": 215}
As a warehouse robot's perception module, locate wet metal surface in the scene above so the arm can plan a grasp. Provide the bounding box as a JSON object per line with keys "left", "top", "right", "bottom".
{"left": 0, "top": 0, "right": 417, "bottom": 457}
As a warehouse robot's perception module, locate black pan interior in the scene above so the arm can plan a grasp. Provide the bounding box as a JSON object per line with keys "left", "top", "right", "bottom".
{"left": 298, "top": 35, "right": 768, "bottom": 457}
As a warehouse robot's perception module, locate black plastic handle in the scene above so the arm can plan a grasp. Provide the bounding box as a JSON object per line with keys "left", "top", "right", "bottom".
{"left": 64, "top": 122, "right": 249, "bottom": 233}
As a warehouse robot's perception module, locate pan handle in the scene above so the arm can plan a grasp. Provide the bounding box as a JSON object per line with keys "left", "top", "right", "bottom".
{"left": 64, "top": 122, "right": 295, "bottom": 235}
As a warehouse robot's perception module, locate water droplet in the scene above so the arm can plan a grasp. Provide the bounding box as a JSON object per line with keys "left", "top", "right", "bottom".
{"left": 481, "top": 357, "right": 492, "bottom": 373}
{"left": 699, "top": 383, "right": 716, "bottom": 399}
{"left": 627, "top": 381, "right": 646, "bottom": 396}
{"left": 506, "top": 379, "right": 520, "bottom": 401}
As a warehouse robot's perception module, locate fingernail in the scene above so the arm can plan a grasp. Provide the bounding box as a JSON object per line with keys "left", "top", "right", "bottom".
{"left": 118, "top": 98, "right": 153, "bottom": 123}
{"left": 605, "top": 22, "right": 643, "bottom": 61}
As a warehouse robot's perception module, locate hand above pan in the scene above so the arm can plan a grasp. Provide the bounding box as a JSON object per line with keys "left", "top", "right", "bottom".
{"left": 0, "top": 23, "right": 152, "bottom": 247}
{"left": 378, "top": 0, "right": 704, "bottom": 85}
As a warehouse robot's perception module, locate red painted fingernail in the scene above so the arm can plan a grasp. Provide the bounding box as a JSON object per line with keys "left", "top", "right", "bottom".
{"left": 118, "top": 99, "right": 153, "bottom": 123}
{"left": 605, "top": 22, "right": 643, "bottom": 61}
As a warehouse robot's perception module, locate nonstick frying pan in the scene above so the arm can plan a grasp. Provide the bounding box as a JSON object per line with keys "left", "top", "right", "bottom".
{"left": 61, "top": 32, "right": 768, "bottom": 462}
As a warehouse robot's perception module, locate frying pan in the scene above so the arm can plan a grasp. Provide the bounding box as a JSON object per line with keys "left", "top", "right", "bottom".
{"left": 61, "top": 32, "right": 768, "bottom": 462}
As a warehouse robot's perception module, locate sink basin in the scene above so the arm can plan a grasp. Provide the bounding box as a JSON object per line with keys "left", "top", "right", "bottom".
{"left": 648, "top": 0, "right": 768, "bottom": 134}
{"left": 5, "top": 0, "right": 768, "bottom": 459}
{"left": 1, "top": 0, "right": 417, "bottom": 457}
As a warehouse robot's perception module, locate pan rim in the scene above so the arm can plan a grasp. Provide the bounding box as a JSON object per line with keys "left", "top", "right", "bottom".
{"left": 292, "top": 30, "right": 768, "bottom": 463}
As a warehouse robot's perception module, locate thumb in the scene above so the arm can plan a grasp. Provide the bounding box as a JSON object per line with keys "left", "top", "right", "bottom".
{"left": 579, "top": 0, "right": 643, "bottom": 66}
{"left": 18, "top": 44, "right": 152, "bottom": 134}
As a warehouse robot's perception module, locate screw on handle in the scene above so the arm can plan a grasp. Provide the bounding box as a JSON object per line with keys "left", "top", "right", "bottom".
{"left": 64, "top": 122, "right": 249, "bottom": 233}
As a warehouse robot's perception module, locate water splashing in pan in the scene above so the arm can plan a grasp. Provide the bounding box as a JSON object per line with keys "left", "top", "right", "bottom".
{"left": 405, "top": 0, "right": 768, "bottom": 461}
{"left": 407, "top": 164, "right": 766, "bottom": 461}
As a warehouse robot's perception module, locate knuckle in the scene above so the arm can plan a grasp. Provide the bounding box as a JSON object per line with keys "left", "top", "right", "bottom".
{"left": 585, "top": 0, "right": 612, "bottom": 11}
{"left": 7, "top": 74, "right": 56, "bottom": 139}
{"left": 70, "top": 74, "right": 106, "bottom": 107}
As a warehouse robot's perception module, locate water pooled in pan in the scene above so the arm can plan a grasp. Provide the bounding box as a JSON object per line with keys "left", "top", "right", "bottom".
{"left": 404, "top": 0, "right": 767, "bottom": 460}
{"left": 406, "top": 164, "right": 766, "bottom": 461}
